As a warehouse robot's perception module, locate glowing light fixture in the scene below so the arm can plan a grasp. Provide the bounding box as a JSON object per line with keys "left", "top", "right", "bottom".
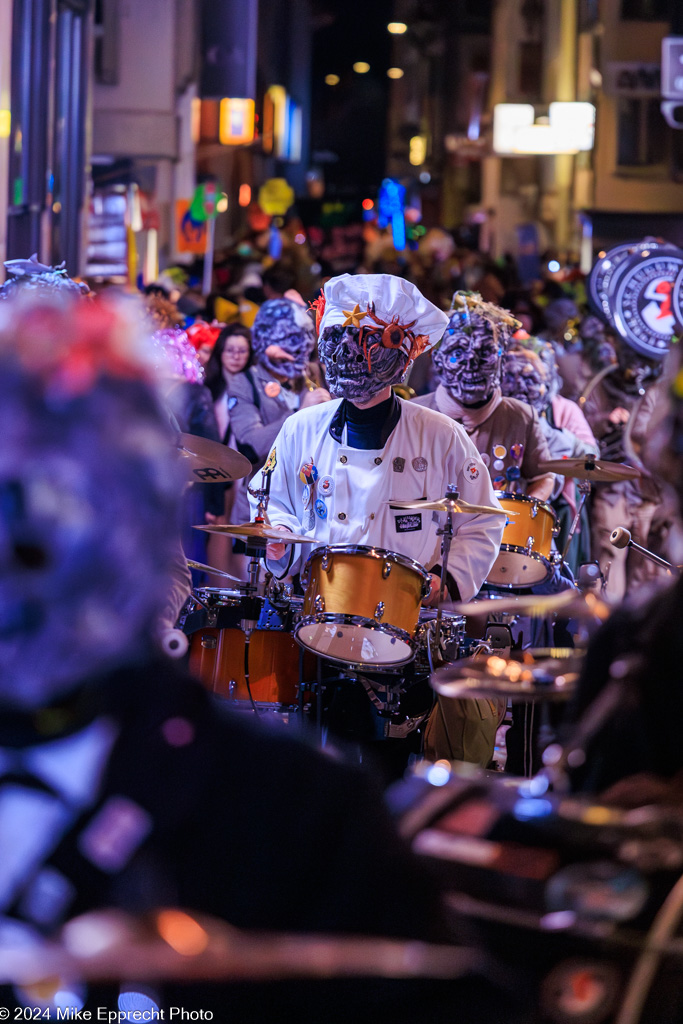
{"left": 493, "top": 102, "right": 595, "bottom": 155}
{"left": 325, "top": 74, "right": 340, "bottom": 86}
{"left": 353, "top": 62, "right": 370, "bottom": 74}
{"left": 387, "top": 22, "right": 407, "bottom": 33}
{"left": 362, "top": 198, "right": 374, "bottom": 210}
{"left": 219, "top": 98, "right": 255, "bottom": 145}
{"left": 387, "top": 67, "right": 404, "bottom": 79}
{"left": 409, "top": 135, "right": 427, "bottom": 166}
{"left": 216, "top": 193, "right": 229, "bottom": 213}
{"left": 238, "top": 184, "right": 251, "bottom": 207}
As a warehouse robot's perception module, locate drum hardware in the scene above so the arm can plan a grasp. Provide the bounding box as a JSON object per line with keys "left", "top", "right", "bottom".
{"left": 177, "top": 432, "right": 252, "bottom": 484}
{"left": 314, "top": 594, "right": 325, "bottom": 613}
{"left": 610, "top": 526, "right": 678, "bottom": 574}
{"left": 387, "top": 495, "right": 512, "bottom": 517}
{"left": 432, "top": 650, "right": 582, "bottom": 703}
{"left": 374, "top": 601, "right": 385, "bottom": 620}
{"left": 446, "top": 589, "right": 611, "bottom": 622}
{"left": 537, "top": 456, "right": 642, "bottom": 483}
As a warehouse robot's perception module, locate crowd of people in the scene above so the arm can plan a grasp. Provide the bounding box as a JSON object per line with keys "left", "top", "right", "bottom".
{"left": 2, "top": 238, "right": 683, "bottom": 1022}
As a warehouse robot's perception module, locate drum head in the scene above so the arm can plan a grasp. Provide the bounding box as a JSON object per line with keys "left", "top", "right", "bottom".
{"left": 295, "top": 616, "right": 414, "bottom": 669}
{"left": 486, "top": 546, "right": 551, "bottom": 588}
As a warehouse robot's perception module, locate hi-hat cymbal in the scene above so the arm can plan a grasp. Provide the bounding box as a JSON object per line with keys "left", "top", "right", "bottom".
{"left": 446, "top": 590, "right": 610, "bottom": 621}
{"left": 187, "top": 560, "right": 243, "bottom": 582}
{"left": 537, "top": 457, "right": 641, "bottom": 482}
{"left": 0, "top": 908, "right": 480, "bottom": 985}
{"left": 177, "top": 433, "right": 252, "bottom": 484}
{"left": 432, "top": 651, "right": 582, "bottom": 702}
{"left": 194, "top": 521, "right": 312, "bottom": 544}
{"left": 388, "top": 497, "right": 511, "bottom": 516}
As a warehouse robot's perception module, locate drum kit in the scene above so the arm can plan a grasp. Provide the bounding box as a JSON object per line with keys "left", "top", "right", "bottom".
{"left": 178, "top": 434, "right": 639, "bottom": 749}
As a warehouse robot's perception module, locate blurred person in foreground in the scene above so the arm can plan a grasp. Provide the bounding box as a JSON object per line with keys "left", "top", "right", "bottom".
{"left": 0, "top": 291, "right": 523, "bottom": 1023}
{"left": 567, "top": 346, "right": 683, "bottom": 801}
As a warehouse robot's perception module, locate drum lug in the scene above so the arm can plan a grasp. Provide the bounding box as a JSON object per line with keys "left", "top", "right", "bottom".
{"left": 530, "top": 501, "right": 539, "bottom": 518}
{"left": 382, "top": 559, "right": 392, "bottom": 579}
{"left": 420, "top": 577, "right": 431, "bottom": 599}
{"left": 321, "top": 549, "right": 331, "bottom": 572}
{"left": 314, "top": 594, "right": 326, "bottom": 614}
{"left": 200, "top": 634, "right": 217, "bottom": 649}
{"left": 228, "top": 679, "right": 236, "bottom": 696}
{"left": 526, "top": 536, "right": 534, "bottom": 553}
{"left": 374, "top": 601, "right": 385, "bottom": 620}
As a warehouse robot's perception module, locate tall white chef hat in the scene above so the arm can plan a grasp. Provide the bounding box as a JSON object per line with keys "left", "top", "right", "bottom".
{"left": 311, "top": 273, "right": 449, "bottom": 362}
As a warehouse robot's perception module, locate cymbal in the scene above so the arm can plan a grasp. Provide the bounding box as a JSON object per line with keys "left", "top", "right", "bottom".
{"left": 194, "top": 521, "right": 312, "bottom": 544}
{"left": 446, "top": 590, "right": 610, "bottom": 621}
{"left": 187, "top": 560, "right": 243, "bottom": 583}
{"left": 432, "top": 652, "right": 582, "bottom": 702}
{"left": 177, "top": 433, "right": 252, "bottom": 484}
{"left": 537, "top": 457, "right": 641, "bottom": 482}
{"left": 388, "top": 497, "right": 511, "bottom": 517}
{"left": 0, "top": 908, "right": 481, "bottom": 985}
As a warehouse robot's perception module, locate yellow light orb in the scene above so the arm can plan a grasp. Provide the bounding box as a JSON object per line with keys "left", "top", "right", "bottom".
{"left": 325, "top": 74, "right": 340, "bottom": 86}
{"left": 387, "top": 67, "right": 404, "bottom": 79}
{"left": 353, "top": 62, "right": 370, "bottom": 74}
{"left": 387, "top": 22, "right": 407, "bottom": 33}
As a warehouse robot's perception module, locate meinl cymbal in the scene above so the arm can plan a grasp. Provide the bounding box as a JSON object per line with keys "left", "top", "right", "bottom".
{"left": 432, "top": 651, "right": 582, "bottom": 702}
{"left": 388, "top": 497, "right": 511, "bottom": 516}
{"left": 177, "top": 433, "right": 252, "bottom": 484}
{"left": 537, "top": 456, "right": 641, "bottom": 482}
{"left": 194, "top": 521, "right": 312, "bottom": 544}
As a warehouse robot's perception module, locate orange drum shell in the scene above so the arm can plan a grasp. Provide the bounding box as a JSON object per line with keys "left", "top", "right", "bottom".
{"left": 189, "top": 628, "right": 315, "bottom": 705}
{"left": 486, "top": 492, "right": 557, "bottom": 587}
{"left": 303, "top": 549, "right": 425, "bottom": 637}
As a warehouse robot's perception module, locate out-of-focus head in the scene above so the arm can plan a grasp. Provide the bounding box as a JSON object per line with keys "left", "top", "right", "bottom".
{"left": 0, "top": 254, "right": 89, "bottom": 300}
{"left": 544, "top": 297, "right": 579, "bottom": 336}
{"left": 501, "top": 345, "right": 552, "bottom": 414}
{"left": 0, "top": 293, "right": 182, "bottom": 709}
{"left": 615, "top": 341, "right": 663, "bottom": 396}
{"left": 432, "top": 291, "right": 518, "bottom": 406}
{"left": 251, "top": 298, "right": 315, "bottom": 379}
{"left": 186, "top": 320, "right": 223, "bottom": 367}
{"left": 315, "top": 273, "right": 448, "bottom": 402}
{"left": 150, "top": 326, "right": 204, "bottom": 384}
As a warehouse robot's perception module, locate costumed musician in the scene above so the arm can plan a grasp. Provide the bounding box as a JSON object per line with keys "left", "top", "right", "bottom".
{"left": 253, "top": 275, "right": 505, "bottom": 775}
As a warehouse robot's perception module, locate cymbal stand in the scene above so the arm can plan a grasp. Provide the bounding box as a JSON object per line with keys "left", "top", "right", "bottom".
{"left": 434, "top": 484, "right": 458, "bottom": 658}
{"left": 241, "top": 471, "right": 272, "bottom": 717}
{"left": 561, "top": 478, "right": 591, "bottom": 560}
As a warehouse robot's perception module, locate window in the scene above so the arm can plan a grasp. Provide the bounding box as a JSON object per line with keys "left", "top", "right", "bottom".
{"left": 621, "top": 0, "right": 669, "bottom": 19}
{"left": 617, "top": 97, "right": 667, "bottom": 166}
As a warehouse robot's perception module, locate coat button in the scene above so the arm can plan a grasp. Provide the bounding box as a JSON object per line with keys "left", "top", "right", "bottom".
{"left": 338, "top": 512, "right": 346, "bottom": 520}
{"left": 340, "top": 455, "right": 348, "bottom": 464}
{"left": 374, "top": 457, "right": 382, "bottom": 465}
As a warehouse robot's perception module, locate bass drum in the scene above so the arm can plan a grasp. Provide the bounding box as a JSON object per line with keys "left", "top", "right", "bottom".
{"left": 486, "top": 491, "right": 558, "bottom": 589}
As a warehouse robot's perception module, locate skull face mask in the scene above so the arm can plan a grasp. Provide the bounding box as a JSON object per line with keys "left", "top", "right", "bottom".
{"left": 319, "top": 324, "right": 410, "bottom": 402}
{"left": 433, "top": 313, "right": 504, "bottom": 406}
{"left": 501, "top": 348, "right": 549, "bottom": 414}
{"left": 252, "top": 298, "right": 315, "bottom": 379}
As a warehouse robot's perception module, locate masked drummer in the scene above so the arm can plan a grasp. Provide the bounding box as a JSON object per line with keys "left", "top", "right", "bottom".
{"left": 414, "top": 292, "right": 555, "bottom": 504}
{"left": 258, "top": 274, "right": 505, "bottom": 605}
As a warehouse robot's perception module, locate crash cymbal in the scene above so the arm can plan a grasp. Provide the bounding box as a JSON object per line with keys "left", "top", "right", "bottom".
{"left": 186, "top": 560, "right": 243, "bottom": 583}
{"left": 194, "top": 521, "right": 312, "bottom": 544}
{"left": 388, "top": 497, "right": 511, "bottom": 517}
{"left": 432, "top": 651, "right": 582, "bottom": 702}
{"left": 0, "top": 908, "right": 481, "bottom": 985}
{"left": 537, "top": 456, "right": 641, "bottom": 482}
{"left": 177, "top": 433, "right": 252, "bottom": 484}
{"left": 446, "top": 590, "right": 610, "bottom": 621}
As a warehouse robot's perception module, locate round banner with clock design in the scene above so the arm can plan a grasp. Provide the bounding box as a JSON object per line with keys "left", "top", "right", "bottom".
{"left": 587, "top": 237, "right": 678, "bottom": 327}
{"left": 611, "top": 249, "right": 683, "bottom": 359}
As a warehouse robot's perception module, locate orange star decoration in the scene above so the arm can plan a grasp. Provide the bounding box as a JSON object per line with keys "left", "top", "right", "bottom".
{"left": 342, "top": 303, "right": 369, "bottom": 328}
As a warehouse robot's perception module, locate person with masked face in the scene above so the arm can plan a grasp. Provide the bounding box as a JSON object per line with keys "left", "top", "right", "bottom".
{"left": 227, "top": 297, "right": 331, "bottom": 523}
{"left": 414, "top": 293, "right": 555, "bottom": 504}
{"left": 258, "top": 276, "right": 504, "bottom": 604}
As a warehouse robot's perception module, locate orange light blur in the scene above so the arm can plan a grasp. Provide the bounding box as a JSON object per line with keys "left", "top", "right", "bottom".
{"left": 362, "top": 198, "right": 374, "bottom": 210}
{"left": 157, "top": 910, "right": 209, "bottom": 957}
{"left": 238, "top": 184, "right": 252, "bottom": 207}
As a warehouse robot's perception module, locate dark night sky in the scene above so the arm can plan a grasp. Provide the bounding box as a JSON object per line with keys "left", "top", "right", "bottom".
{"left": 309, "top": 0, "right": 393, "bottom": 196}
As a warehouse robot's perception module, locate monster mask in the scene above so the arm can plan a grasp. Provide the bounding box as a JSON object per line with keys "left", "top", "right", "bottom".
{"left": 319, "top": 324, "right": 410, "bottom": 402}
{"left": 433, "top": 309, "right": 506, "bottom": 406}
{"left": 501, "top": 347, "right": 550, "bottom": 415}
{"left": 251, "top": 298, "right": 315, "bottom": 379}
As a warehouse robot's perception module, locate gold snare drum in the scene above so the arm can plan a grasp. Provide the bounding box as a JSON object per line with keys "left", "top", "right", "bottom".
{"left": 295, "top": 545, "right": 431, "bottom": 670}
{"left": 486, "top": 491, "right": 558, "bottom": 589}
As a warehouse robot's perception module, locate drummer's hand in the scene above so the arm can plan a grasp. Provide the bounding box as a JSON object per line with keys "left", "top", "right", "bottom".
{"left": 608, "top": 406, "right": 630, "bottom": 425}
{"left": 266, "top": 524, "right": 289, "bottom": 561}
{"left": 300, "top": 387, "right": 332, "bottom": 408}
{"left": 422, "top": 573, "right": 445, "bottom": 607}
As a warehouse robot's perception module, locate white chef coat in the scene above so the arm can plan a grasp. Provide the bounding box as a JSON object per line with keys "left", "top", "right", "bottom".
{"left": 249, "top": 398, "right": 505, "bottom": 602}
